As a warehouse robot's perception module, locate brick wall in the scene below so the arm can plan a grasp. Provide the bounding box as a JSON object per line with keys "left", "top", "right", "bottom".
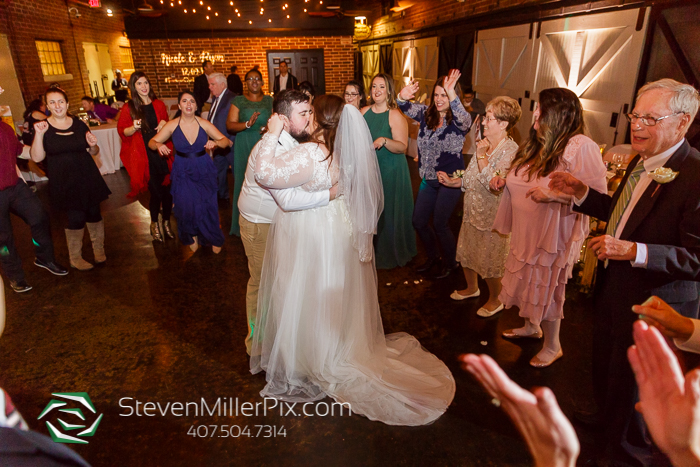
{"left": 129, "top": 36, "right": 354, "bottom": 98}
{"left": 0, "top": 0, "right": 130, "bottom": 106}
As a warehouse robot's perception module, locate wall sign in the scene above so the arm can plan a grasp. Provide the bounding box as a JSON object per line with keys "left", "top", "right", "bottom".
{"left": 160, "top": 51, "right": 225, "bottom": 84}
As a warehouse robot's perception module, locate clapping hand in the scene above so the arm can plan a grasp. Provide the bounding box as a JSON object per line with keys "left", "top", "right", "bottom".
{"left": 490, "top": 176, "right": 506, "bottom": 192}
{"left": 628, "top": 320, "right": 700, "bottom": 467}
{"left": 548, "top": 172, "right": 587, "bottom": 200}
{"left": 34, "top": 120, "right": 49, "bottom": 135}
{"left": 632, "top": 296, "right": 695, "bottom": 340}
{"left": 86, "top": 131, "right": 98, "bottom": 147}
{"left": 248, "top": 111, "right": 261, "bottom": 129}
{"left": 460, "top": 354, "right": 580, "bottom": 467}
{"left": 399, "top": 80, "right": 420, "bottom": 101}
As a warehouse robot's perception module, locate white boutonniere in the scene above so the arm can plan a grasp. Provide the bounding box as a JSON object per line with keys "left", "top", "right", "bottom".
{"left": 648, "top": 167, "right": 678, "bottom": 184}
{"left": 451, "top": 170, "right": 465, "bottom": 179}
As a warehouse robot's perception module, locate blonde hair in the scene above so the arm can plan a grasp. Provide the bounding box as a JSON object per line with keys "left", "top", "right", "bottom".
{"left": 485, "top": 96, "right": 522, "bottom": 132}
{"left": 368, "top": 73, "right": 398, "bottom": 110}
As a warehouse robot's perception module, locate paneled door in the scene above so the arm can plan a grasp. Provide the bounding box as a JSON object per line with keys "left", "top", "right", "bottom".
{"left": 473, "top": 24, "right": 536, "bottom": 143}
{"left": 361, "top": 44, "right": 379, "bottom": 93}
{"left": 392, "top": 37, "right": 439, "bottom": 104}
{"left": 0, "top": 34, "right": 25, "bottom": 125}
{"left": 535, "top": 9, "right": 649, "bottom": 147}
{"left": 266, "top": 49, "right": 325, "bottom": 95}
{"left": 83, "top": 42, "right": 115, "bottom": 99}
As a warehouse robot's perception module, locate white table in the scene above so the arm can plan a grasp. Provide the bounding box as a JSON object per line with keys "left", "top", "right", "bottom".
{"left": 90, "top": 123, "right": 122, "bottom": 175}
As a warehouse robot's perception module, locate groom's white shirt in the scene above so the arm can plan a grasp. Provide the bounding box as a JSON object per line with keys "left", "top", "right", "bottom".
{"left": 238, "top": 130, "right": 330, "bottom": 224}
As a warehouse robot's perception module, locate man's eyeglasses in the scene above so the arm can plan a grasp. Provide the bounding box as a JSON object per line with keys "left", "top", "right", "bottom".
{"left": 344, "top": 92, "right": 359, "bottom": 97}
{"left": 625, "top": 112, "right": 684, "bottom": 127}
{"left": 246, "top": 77, "right": 261, "bottom": 82}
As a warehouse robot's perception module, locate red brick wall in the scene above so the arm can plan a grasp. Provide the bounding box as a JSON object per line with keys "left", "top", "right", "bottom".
{"left": 129, "top": 36, "right": 354, "bottom": 98}
{"left": 0, "top": 0, "right": 130, "bottom": 105}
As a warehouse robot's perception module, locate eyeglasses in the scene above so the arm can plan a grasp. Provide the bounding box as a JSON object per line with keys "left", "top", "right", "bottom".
{"left": 246, "top": 77, "right": 261, "bottom": 82}
{"left": 482, "top": 116, "right": 499, "bottom": 123}
{"left": 625, "top": 112, "right": 684, "bottom": 127}
{"left": 344, "top": 92, "right": 359, "bottom": 97}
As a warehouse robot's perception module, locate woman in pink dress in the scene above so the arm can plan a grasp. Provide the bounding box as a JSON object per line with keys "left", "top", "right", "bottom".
{"left": 490, "top": 88, "right": 607, "bottom": 368}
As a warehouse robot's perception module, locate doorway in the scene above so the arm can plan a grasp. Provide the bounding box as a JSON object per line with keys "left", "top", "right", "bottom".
{"left": 266, "top": 50, "right": 325, "bottom": 95}
{"left": 83, "top": 42, "right": 115, "bottom": 99}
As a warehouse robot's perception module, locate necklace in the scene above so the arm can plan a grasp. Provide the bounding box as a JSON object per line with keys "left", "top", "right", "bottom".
{"left": 485, "top": 136, "right": 509, "bottom": 158}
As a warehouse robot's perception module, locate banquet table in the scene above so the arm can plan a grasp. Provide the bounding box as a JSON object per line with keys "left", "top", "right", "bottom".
{"left": 90, "top": 122, "right": 122, "bottom": 175}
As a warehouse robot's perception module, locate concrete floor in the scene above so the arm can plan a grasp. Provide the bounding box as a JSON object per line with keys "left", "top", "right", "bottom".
{"left": 0, "top": 165, "right": 600, "bottom": 466}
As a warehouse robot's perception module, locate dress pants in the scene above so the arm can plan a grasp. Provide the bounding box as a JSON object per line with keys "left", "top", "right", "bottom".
{"left": 0, "top": 181, "right": 55, "bottom": 282}
{"left": 213, "top": 153, "right": 234, "bottom": 200}
{"left": 239, "top": 216, "right": 270, "bottom": 355}
{"left": 412, "top": 178, "right": 461, "bottom": 267}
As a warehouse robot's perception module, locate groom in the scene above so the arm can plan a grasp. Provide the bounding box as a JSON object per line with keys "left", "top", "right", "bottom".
{"left": 238, "top": 90, "right": 337, "bottom": 354}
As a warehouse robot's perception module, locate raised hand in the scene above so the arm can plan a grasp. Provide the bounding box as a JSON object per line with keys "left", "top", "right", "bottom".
{"left": 460, "top": 354, "right": 579, "bottom": 467}
{"left": 86, "top": 131, "right": 98, "bottom": 147}
{"left": 548, "top": 172, "right": 587, "bottom": 199}
{"left": 628, "top": 321, "right": 700, "bottom": 467}
{"left": 632, "top": 296, "right": 695, "bottom": 340}
{"left": 442, "top": 69, "right": 462, "bottom": 99}
{"left": 34, "top": 120, "right": 49, "bottom": 135}
{"left": 399, "top": 80, "right": 420, "bottom": 101}
{"left": 266, "top": 113, "right": 284, "bottom": 136}
{"left": 475, "top": 139, "right": 490, "bottom": 158}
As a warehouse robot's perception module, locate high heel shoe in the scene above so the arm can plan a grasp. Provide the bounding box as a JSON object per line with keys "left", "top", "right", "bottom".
{"left": 529, "top": 348, "right": 563, "bottom": 368}
{"left": 150, "top": 222, "right": 163, "bottom": 242}
{"left": 162, "top": 219, "right": 175, "bottom": 239}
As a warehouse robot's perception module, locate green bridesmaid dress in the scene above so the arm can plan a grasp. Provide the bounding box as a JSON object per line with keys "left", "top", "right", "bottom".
{"left": 363, "top": 108, "right": 417, "bottom": 269}
{"left": 230, "top": 94, "right": 273, "bottom": 236}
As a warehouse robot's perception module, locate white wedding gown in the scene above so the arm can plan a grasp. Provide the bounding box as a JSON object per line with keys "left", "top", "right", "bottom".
{"left": 250, "top": 106, "right": 455, "bottom": 426}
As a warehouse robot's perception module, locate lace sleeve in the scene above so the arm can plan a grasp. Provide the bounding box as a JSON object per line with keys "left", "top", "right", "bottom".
{"left": 253, "top": 132, "right": 316, "bottom": 189}
{"left": 475, "top": 140, "right": 518, "bottom": 191}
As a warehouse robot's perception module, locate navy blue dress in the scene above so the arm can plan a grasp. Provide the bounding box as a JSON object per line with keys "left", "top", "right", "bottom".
{"left": 170, "top": 119, "right": 225, "bottom": 247}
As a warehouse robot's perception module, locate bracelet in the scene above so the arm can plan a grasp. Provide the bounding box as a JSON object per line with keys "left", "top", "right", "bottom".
{"left": 382, "top": 137, "right": 387, "bottom": 148}
{"left": 477, "top": 155, "right": 486, "bottom": 160}
{"left": 245, "top": 121, "right": 251, "bottom": 129}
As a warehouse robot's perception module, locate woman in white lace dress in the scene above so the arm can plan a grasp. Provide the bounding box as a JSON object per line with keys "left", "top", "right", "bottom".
{"left": 249, "top": 95, "right": 455, "bottom": 426}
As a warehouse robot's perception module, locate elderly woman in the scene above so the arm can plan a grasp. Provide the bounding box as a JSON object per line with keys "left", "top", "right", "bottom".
{"left": 438, "top": 96, "right": 521, "bottom": 316}
{"left": 397, "top": 69, "right": 471, "bottom": 279}
{"left": 489, "top": 88, "right": 607, "bottom": 368}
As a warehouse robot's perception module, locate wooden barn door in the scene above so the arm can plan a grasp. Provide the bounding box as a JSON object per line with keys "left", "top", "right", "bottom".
{"left": 392, "top": 37, "right": 439, "bottom": 104}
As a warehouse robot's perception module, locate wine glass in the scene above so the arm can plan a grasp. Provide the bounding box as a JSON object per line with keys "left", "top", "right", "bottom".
{"left": 612, "top": 153, "right": 624, "bottom": 170}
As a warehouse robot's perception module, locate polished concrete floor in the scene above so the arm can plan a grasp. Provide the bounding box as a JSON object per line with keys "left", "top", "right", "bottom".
{"left": 1, "top": 166, "right": 600, "bottom": 466}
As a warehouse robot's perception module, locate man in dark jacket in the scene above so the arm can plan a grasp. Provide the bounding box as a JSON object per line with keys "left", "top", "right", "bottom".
{"left": 272, "top": 61, "right": 298, "bottom": 95}
{"left": 193, "top": 60, "right": 214, "bottom": 111}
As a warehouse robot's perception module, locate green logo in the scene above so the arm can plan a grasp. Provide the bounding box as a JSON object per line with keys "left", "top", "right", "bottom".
{"left": 38, "top": 392, "right": 103, "bottom": 444}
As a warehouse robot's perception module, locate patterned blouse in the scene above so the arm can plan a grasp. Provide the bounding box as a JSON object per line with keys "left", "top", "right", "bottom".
{"left": 398, "top": 97, "right": 471, "bottom": 180}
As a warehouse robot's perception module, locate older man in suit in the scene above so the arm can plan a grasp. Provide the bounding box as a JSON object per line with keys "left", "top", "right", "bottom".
{"left": 272, "top": 61, "right": 298, "bottom": 95}
{"left": 550, "top": 78, "right": 700, "bottom": 466}
{"left": 207, "top": 72, "right": 236, "bottom": 203}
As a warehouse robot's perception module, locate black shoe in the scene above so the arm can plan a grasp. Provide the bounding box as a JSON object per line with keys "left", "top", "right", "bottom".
{"left": 10, "top": 280, "right": 32, "bottom": 293}
{"left": 573, "top": 409, "right": 604, "bottom": 429}
{"left": 416, "top": 257, "right": 439, "bottom": 273}
{"left": 431, "top": 262, "right": 460, "bottom": 280}
{"left": 34, "top": 258, "right": 69, "bottom": 276}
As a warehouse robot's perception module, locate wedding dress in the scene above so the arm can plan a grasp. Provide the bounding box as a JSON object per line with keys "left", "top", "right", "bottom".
{"left": 250, "top": 105, "right": 455, "bottom": 426}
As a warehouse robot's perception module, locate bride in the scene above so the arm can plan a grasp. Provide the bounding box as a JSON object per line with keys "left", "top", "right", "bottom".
{"left": 250, "top": 95, "right": 455, "bottom": 426}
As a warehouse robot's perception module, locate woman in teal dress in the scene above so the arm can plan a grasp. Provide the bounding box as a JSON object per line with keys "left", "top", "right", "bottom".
{"left": 226, "top": 68, "right": 273, "bottom": 236}
{"left": 362, "top": 73, "right": 416, "bottom": 269}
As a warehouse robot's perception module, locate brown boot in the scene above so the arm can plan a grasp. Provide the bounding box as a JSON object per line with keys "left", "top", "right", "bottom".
{"left": 86, "top": 220, "right": 106, "bottom": 264}
{"left": 150, "top": 221, "right": 163, "bottom": 242}
{"left": 65, "top": 228, "right": 94, "bottom": 271}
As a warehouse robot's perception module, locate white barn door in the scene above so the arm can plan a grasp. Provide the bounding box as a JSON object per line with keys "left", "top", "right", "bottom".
{"left": 535, "top": 9, "right": 649, "bottom": 147}
{"left": 361, "top": 44, "right": 379, "bottom": 95}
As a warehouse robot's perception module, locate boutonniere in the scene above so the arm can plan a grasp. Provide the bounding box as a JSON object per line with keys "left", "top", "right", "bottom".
{"left": 451, "top": 170, "right": 465, "bottom": 179}
{"left": 648, "top": 167, "right": 678, "bottom": 184}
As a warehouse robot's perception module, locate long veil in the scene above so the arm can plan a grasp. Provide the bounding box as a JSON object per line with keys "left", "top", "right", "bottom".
{"left": 335, "top": 105, "right": 384, "bottom": 262}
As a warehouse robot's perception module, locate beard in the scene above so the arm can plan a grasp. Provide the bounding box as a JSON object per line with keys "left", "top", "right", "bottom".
{"left": 289, "top": 126, "right": 311, "bottom": 143}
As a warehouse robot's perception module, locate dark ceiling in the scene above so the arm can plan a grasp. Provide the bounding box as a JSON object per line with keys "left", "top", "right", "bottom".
{"left": 111, "top": 0, "right": 375, "bottom": 38}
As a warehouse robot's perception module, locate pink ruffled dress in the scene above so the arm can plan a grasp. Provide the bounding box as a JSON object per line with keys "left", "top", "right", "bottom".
{"left": 492, "top": 134, "right": 607, "bottom": 324}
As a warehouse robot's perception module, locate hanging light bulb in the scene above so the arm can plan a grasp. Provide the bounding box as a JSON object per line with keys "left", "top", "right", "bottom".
{"left": 228, "top": 19, "right": 231, "bottom": 23}
{"left": 248, "top": 20, "right": 252, "bottom": 24}
{"left": 184, "top": 8, "right": 187, "bottom": 12}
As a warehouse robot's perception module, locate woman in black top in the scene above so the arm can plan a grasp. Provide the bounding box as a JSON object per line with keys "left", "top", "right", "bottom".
{"left": 31, "top": 88, "right": 111, "bottom": 271}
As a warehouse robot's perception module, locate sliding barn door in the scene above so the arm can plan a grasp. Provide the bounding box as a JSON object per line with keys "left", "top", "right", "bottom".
{"left": 392, "top": 37, "right": 439, "bottom": 103}
{"left": 535, "top": 9, "right": 649, "bottom": 147}
{"left": 361, "top": 44, "right": 379, "bottom": 95}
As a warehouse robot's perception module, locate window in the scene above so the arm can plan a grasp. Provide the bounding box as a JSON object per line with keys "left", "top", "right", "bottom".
{"left": 35, "top": 40, "right": 66, "bottom": 76}
{"left": 120, "top": 46, "right": 134, "bottom": 71}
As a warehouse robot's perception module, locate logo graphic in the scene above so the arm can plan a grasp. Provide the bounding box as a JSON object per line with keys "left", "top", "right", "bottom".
{"left": 38, "top": 392, "right": 103, "bottom": 444}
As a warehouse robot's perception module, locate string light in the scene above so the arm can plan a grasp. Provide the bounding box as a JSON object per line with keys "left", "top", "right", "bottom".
{"left": 286, "top": 14, "right": 289, "bottom": 18}
{"left": 215, "top": 12, "right": 218, "bottom": 16}
{"left": 304, "top": 8, "right": 307, "bottom": 11}
{"left": 237, "top": 12, "right": 240, "bottom": 16}
{"left": 170, "top": 2, "right": 173, "bottom": 6}
{"left": 248, "top": 20, "right": 252, "bottom": 24}
{"left": 268, "top": 18, "right": 271, "bottom": 22}
{"left": 230, "top": 1, "right": 233, "bottom": 4}
{"left": 235, "top": 8, "right": 238, "bottom": 12}
{"left": 192, "top": 8, "right": 196, "bottom": 12}
{"left": 206, "top": 15, "right": 209, "bottom": 19}
{"left": 207, "top": 6, "right": 210, "bottom": 10}
{"left": 228, "top": 19, "right": 231, "bottom": 23}
{"left": 199, "top": 0, "right": 202, "bottom": 4}
{"left": 184, "top": 8, "right": 187, "bottom": 13}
